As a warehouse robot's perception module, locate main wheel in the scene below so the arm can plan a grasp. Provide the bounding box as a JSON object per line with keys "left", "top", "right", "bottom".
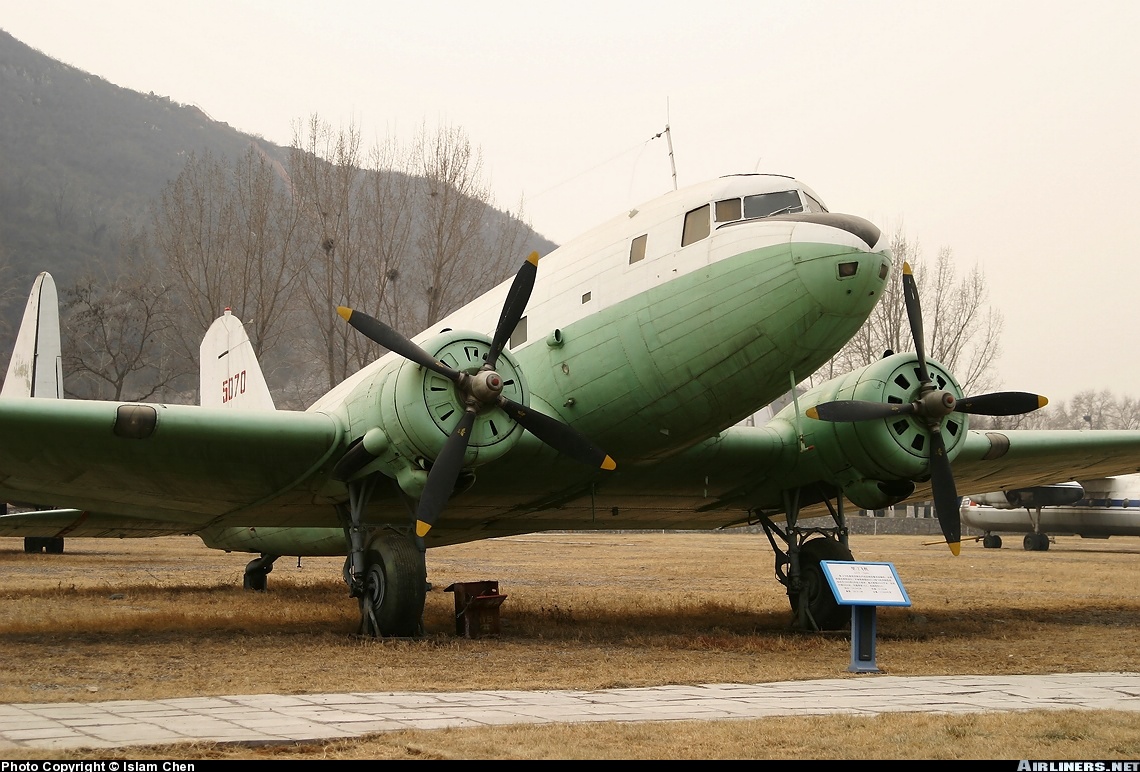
{"left": 1036, "top": 533, "right": 1051, "bottom": 551}
{"left": 45, "top": 537, "right": 64, "bottom": 554}
{"left": 789, "top": 537, "right": 853, "bottom": 631}
{"left": 982, "top": 534, "right": 1002, "bottom": 549}
{"left": 358, "top": 534, "right": 427, "bottom": 638}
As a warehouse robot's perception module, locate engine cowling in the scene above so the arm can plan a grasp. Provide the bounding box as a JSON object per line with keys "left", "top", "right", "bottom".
{"left": 337, "top": 329, "right": 529, "bottom": 495}
{"left": 797, "top": 352, "right": 967, "bottom": 506}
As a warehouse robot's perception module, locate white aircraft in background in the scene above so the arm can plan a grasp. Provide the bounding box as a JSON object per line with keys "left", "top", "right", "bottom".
{"left": 1, "top": 271, "right": 65, "bottom": 554}
{"left": 962, "top": 475, "right": 1140, "bottom": 551}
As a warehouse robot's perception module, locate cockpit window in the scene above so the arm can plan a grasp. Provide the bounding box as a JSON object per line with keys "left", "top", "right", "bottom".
{"left": 681, "top": 204, "right": 711, "bottom": 247}
{"left": 715, "top": 198, "right": 742, "bottom": 222}
{"left": 803, "top": 192, "right": 828, "bottom": 213}
{"left": 743, "top": 190, "right": 803, "bottom": 219}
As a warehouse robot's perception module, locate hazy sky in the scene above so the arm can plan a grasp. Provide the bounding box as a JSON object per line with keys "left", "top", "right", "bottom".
{"left": 2, "top": 0, "right": 1137, "bottom": 404}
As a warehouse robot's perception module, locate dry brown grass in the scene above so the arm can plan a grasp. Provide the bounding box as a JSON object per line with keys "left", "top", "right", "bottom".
{"left": 3, "top": 530, "right": 1140, "bottom": 758}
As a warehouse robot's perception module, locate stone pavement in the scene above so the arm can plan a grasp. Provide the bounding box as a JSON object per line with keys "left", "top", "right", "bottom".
{"left": 1, "top": 672, "right": 1139, "bottom": 752}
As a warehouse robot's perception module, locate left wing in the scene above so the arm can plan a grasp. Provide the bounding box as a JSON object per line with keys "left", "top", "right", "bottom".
{"left": 0, "top": 398, "right": 344, "bottom": 527}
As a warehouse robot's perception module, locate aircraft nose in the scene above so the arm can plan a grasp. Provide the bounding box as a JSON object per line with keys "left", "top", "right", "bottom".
{"left": 789, "top": 214, "right": 893, "bottom": 319}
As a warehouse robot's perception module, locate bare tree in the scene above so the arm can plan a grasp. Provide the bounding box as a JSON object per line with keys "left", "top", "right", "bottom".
{"left": 151, "top": 146, "right": 306, "bottom": 372}
{"left": 290, "top": 115, "right": 371, "bottom": 393}
{"left": 409, "top": 122, "right": 520, "bottom": 330}
{"left": 61, "top": 227, "right": 192, "bottom": 402}
{"left": 814, "top": 228, "right": 1003, "bottom": 394}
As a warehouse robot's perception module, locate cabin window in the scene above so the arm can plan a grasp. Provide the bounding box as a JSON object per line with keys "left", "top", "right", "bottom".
{"left": 743, "top": 190, "right": 802, "bottom": 219}
{"left": 629, "top": 234, "right": 647, "bottom": 264}
{"left": 681, "top": 204, "right": 711, "bottom": 247}
{"left": 509, "top": 316, "right": 527, "bottom": 348}
{"left": 715, "top": 198, "right": 742, "bottom": 222}
{"left": 582, "top": 291, "right": 591, "bottom": 303}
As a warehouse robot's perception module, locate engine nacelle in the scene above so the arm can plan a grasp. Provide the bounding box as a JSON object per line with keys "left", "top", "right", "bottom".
{"left": 338, "top": 329, "right": 529, "bottom": 492}
{"left": 971, "top": 482, "right": 1084, "bottom": 509}
{"left": 793, "top": 352, "right": 968, "bottom": 493}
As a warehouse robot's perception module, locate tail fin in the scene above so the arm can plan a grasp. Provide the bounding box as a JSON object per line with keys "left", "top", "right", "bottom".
{"left": 199, "top": 308, "right": 275, "bottom": 410}
{"left": 1, "top": 272, "right": 63, "bottom": 399}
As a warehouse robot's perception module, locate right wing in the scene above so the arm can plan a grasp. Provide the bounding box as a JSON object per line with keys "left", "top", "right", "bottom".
{"left": 0, "top": 508, "right": 197, "bottom": 539}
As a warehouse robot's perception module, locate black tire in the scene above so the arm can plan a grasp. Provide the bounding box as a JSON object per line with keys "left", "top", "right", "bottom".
{"left": 1037, "top": 533, "right": 1051, "bottom": 551}
{"left": 359, "top": 534, "right": 427, "bottom": 638}
{"left": 789, "top": 537, "right": 853, "bottom": 631}
{"left": 45, "top": 537, "right": 64, "bottom": 555}
{"left": 1023, "top": 534, "right": 1039, "bottom": 551}
{"left": 983, "top": 534, "right": 1002, "bottom": 549}
{"left": 23, "top": 537, "right": 42, "bottom": 554}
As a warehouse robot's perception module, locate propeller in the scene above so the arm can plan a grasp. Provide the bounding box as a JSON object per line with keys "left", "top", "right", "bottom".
{"left": 338, "top": 251, "right": 616, "bottom": 538}
{"left": 805, "top": 262, "right": 1048, "bottom": 556}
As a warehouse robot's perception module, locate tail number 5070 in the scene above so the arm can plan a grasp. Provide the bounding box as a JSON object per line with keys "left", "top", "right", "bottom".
{"left": 222, "top": 370, "right": 247, "bottom": 403}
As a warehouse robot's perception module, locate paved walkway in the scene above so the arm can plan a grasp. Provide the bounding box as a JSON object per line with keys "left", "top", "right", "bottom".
{"left": 2, "top": 672, "right": 1139, "bottom": 751}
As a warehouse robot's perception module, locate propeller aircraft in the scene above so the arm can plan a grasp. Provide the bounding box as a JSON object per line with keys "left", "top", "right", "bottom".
{"left": 3, "top": 172, "right": 1140, "bottom": 634}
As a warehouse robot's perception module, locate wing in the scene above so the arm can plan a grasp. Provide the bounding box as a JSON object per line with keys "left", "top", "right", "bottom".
{"left": 0, "top": 398, "right": 344, "bottom": 527}
{"left": 0, "top": 508, "right": 198, "bottom": 538}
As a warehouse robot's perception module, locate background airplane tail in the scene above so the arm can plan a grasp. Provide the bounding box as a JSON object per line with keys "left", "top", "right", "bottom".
{"left": 1, "top": 271, "right": 63, "bottom": 399}
{"left": 199, "top": 308, "right": 275, "bottom": 410}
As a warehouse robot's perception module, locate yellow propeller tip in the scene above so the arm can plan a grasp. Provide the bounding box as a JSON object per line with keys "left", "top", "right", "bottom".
{"left": 601, "top": 455, "right": 617, "bottom": 471}
{"left": 527, "top": 251, "right": 540, "bottom": 266}
{"left": 902, "top": 262, "right": 913, "bottom": 275}
{"left": 805, "top": 407, "right": 819, "bottom": 420}
{"left": 336, "top": 306, "right": 352, "bottom": 321}
{"left": 949, "top": 541, "right": 961, "bottom": 556}
{"left": 1038, "top": 395, "right": 1049, "bottom": 408}
{"left": 416, "top": 520, "right": 432, "bottom": 538}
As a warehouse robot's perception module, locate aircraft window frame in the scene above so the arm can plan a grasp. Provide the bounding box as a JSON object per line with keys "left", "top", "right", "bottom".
{"left": 509, "top": 316, "right": 527, "bottom": 349}
{"left": 629, "top": 234, "right": 647, "bottom": 264}
{"left": 581, "top": 291, "right": 591, "bottom": 304}
{"left": 681, "top": 204, "right": 711, "bottom": 247}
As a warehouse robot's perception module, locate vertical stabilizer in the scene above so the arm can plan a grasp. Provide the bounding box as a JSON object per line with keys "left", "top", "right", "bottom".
{"left": 199, "top": 308, "right": 275, "bottom": 410}
{"left": 1, "top": 272, "right": 63, "bottom": 399}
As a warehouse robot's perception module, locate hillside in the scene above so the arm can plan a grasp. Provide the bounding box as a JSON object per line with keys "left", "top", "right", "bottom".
{"left": 0, "top": 28, "right": 555, "bottom": 359}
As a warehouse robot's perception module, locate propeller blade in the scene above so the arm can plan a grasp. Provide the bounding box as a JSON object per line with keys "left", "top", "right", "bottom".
{"left": 927, "top": 427, "right": 961, "bottom": 555}
{"left": 955, "top": 391, "right": 1049, "bottom": 416}
{"left": 486, "top": 252, "right": 539, "bottom": 369}
{"left": 807, "top": 400, "right": 917, "bottom": 423}
{"left": 337, "top": 307, "right": 461, "bottom": 383}
{"left": 415, "top": 410, "right": 477, "bottom": 537}
{"left": 901, "top": 262, "right": 931, "bottom": 385}
{"left": 499, "top": 396, "right": 616, "bottom": 471}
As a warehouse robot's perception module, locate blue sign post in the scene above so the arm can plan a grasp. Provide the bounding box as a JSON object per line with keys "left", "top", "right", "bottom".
{"left": 820, "top": 561, "right": 911, "bottom": 673}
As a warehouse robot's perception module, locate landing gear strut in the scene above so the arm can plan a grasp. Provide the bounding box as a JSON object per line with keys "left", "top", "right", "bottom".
{"left": 243, "top": 554, "right": 277, "bottom": 591}
{"left": 755, "top": 485, "right": 853, "bottom": 632}
{"left": 1021, "top": 505, "right": 1050, "bottom": 551}
{"left": 339, "top": 475, "right": 426, "bottom": 638}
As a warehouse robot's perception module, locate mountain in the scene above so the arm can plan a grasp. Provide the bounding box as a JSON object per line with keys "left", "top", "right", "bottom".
{"left": 0, "top": 28, "right": 556, "bottom": 353}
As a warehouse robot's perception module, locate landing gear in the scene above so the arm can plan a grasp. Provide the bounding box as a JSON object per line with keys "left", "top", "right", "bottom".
{"left": 356, "top": 535, "right": 426, "bottom": 638}
{"left": 23, "top": 537, "right": 64, "bottom": 554}
{"left": 982, "top": 533, "right": 1002, "bottom": 549}
{"left": 1023, "top": 532, "right": 1050, "bottom": 551}
{"left": 339, "top": 475, "right": 427, "bottom": 638}
{"left": 756, "top": 484, "right": 852, "bottom": 631}
{"left": 243, "top": 554, "right": 277, "bottom": 591}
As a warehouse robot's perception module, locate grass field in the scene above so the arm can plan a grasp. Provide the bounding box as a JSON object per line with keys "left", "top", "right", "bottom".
{"left": 2, "top": 530, "right": 1139, "bottom": 758}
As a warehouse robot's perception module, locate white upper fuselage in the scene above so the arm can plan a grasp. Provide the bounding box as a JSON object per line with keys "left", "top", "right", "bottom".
{"left": 310, "top": 174, "right": 885, "bottom": 416}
